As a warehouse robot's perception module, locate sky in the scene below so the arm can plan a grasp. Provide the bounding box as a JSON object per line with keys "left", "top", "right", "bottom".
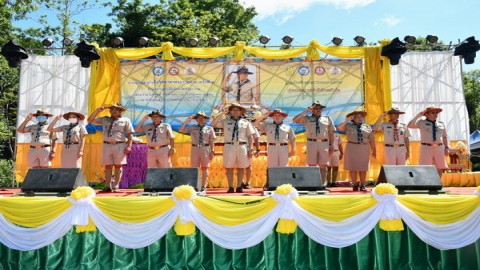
{"left": 13, "top": 0, "right": 480, "bottom": 71}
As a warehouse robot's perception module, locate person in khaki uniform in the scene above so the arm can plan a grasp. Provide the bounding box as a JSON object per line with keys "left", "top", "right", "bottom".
{"left": 136, "top": 110, "right": 175, "bottom": 168}
{"left": 326, "top": 132, "right": 343, "bottom": 187}
{"left": 17, "top": 109, "right": 58, "bottom": 168}
{"left": 47, "top": 111, "right": 87, "bottom": 168}
{"left": 88, "top": 103, "right": 134, "bottom": 192}
{"left": 292, "top": 101, "right": 335, "bottom": 185}
{"left": 338, "top": 111, "right": 376, "bottom": 192}
{"left": 212, "top": 103, "right": 257, "bottom": 193}
{"left": 223, "top": 66, "right": 259, "bottom": 104}
{"left": 373, "top": 107, "right": 410, "bottom": 165}
{"left": 180, "top": 111, "right": 216, "bottom": 191}
{"left": 254, "top": 108, "right": 296, "bottom": 167}
{"left": 408, "top": 106, "right": 448, "bottom": 176}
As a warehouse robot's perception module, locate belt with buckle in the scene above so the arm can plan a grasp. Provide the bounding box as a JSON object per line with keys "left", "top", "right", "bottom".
{"left": 149, "top": 145, "right": 169, "bottom": 150}
{"left": 268, "top": 143, "right": 288, "bottom": 146}
{"left": 103, "top": 141, "right": 124, "bottom": 144}
{"left": 192, "top": 144, "right": 210, "bottom": 147}
{"left": 30, "top": 144, "right": 51, "bottom": 149}
{"left": 307, "top": 138, "right": 328, "bottom": 142}
{"left": 385, "top": 144, "right": 405, "bottom": 147}
{"left": 348, "top": 141, "right": 366, "bottom": 144}
{"left": 225, "top": 142, "right": 247, "bottom": 145}
{"left": 64, "top": 142, "right": 80, "bottom": 145}
{"left": 421, "top": 142, "right": 443, "bottom": 147}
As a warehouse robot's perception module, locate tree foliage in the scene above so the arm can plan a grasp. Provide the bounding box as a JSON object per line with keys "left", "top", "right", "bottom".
{"left": 463, "top": 70, "right": 480, "bottom": 132}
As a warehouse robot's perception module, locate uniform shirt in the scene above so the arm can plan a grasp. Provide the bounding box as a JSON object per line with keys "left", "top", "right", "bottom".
{"left": 375, "top": 122, "right": 410, "bottom": 144}
{"left": 59, "top": 124, "right": 87, "bottom": 143}
{"left": 411, "top": 118, "right": 447, "bottom": 144}
{"left": 93, "top": 116, "right": 134, "bottom": 143}
{"left": 257, "top": 122, "right": 296, "bottom": 143}
{"left": 298, "top": 115, "right": 335, "bottom": 139}
{"left": 333, "top": 133, "right": 343, "bottom": 151}
{"left": 225, "top": 80, "right": 259, "bottom": 104}
{"left": 185, "top": 125, "right": 216, "bottom": 145}
{"left": 25, "top": 124, "right": 58, "bottom": 146}
{"left": 216, "top": 118, "right": 255, "bottom": 143}
{"left": 345, "top": 122, "right": 374, "bottom": 143}
{"left": 142, "top": 123, "right": 174, "bottom": 146}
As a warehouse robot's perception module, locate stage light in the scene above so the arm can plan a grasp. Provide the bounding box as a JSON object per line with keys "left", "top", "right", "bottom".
{"left": 138, "top": 37, "right": 149, "bottom": 47}
{"left": 282, "top": 35, "right": 293, "bottom": 45}
{"left": 404, "top": 35, "right": 416, "bottom": 44}
{"left": 259, "top": 35, "right": 270, "bottom": 45}
{"left": 426, "top": 35, "right": 438, "bottom": 43}
{"left": 188, "top": 38, "right": 199, "bottom": 47}
{"left": 112, "top": 37, "right": 124, "bottom": 48}
{"left": 381, "top": 37, "right": 407, "bottom": 65}
{"left": 42, "top": 38, "right": 54, "bottom": 47}
{"left": 354, "top": 36, "right": 365, "bottom": 45}
{"left": 62, "top": 38, "right": 73, "bottom": 46}
{"left": 0, "top": 40, "right": 28, "bottom": 68}
{"left": 208, "top": 37, "right": 219, "bottom": 46}
{"left": 73, "top": 40, "right": 100, "bottom": 68}
{"left": 454, "top": 36, "right": 480, "bottom": 65}
{"left": 332, "top": 37, "right": 343, "bottom": 46}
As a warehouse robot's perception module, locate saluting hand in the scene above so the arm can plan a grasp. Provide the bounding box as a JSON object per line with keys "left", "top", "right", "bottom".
{"left": 26, "top": 113, "right": 34, "bottom": 121}
{"left": 56, "top": 114, "right": 63, "bottom": 120}
{"left": 186, "top": 114, "right": 195, "bottom": 122}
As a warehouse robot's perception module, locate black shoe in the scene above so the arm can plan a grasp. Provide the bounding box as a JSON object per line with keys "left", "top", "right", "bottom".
{"left": 236, "top": 187, "right": 243, "bottom": 193}
{"left": 353, "top": 185, "right": 359, "bottom": 191}
{"left": 359, "top": 185, "right": 367, "bottom": 192}
{"left": 243, "top": 183, "right": 251, "bottom": 189}
{"left": 227, "top": 187, "right": 234, "bottom": 193}
{"left": 201, "top": 186, "right": 206, "bottom": 192}
{"left": 330, "top": 182, "right": 337, "bottom": 187}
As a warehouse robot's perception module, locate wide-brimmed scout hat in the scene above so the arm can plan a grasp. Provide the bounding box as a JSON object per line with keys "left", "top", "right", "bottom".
{"left": 386, "top": 107, "right": 405, "bottom": 115}
{"left": 268, "top": 108, "right": 288, "bottom": 118}
{"left": 193, "top": 111, "right": 210, "bottom": 119}
{"left": 347, "top": 110, "right": 368, "bottom": 118}
{"left": 32, "top": 109, "right": 53, "bottom": 118}
{"left": 148, "top": 109, "right": 166, "bottom": 118}
{"left": 233, "top": 66, "right": 253, "bottom": 74}
{"left": 311, "top": 101, "right": 326, "bottom": 109}
{"left": 228, "top": 102, "right": 247, "bottom": 114}
{"left": 63, "top": 111, "right": 85, "bottom": 120}
{"left": 423, "top": 106, "right": 443, "bottom": 115}
{"left": 108, "top": 103, "right": 127, "bottom": 112}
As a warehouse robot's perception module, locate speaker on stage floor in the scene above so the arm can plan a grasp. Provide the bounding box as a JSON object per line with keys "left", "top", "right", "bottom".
{"left": 377, "top": 165, "right": 442, "bottom": 191}
{"left": 21, "top": 168, "right": 88, "bottom": 193}
{"left": 144, "top": 168, "right": 199, "bottom": 192}
{"left": 267, "top": 166, "right": 323, "bottom": 191}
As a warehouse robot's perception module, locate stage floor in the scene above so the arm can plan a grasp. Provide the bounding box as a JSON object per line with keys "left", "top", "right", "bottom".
{"left": 0, "top": 186, "right": 476, "bottom": 197}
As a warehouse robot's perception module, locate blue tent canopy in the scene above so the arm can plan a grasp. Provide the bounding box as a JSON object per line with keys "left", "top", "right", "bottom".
{"left": 469, "top": 130, "right": 480, "bottom": 150}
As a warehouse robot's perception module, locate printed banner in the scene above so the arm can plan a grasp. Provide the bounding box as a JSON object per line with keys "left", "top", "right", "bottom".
{"left": 120, "top": 59, "right": 363, "bottom": 133}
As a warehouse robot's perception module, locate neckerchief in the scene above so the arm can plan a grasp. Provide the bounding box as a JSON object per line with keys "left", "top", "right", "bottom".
{"left": 152, "top": 123, "right": 160, "bottom": 142}
{"left": 391, "top": 121, "right": 399, "bottom": 142}
{"left": 231, "top": 118, "right": 239, "bottom": 141}
{"left": 35, "top": 123, "right": 45, "bottom": 142}
{"left": 426, "top": 119, "right": 437, "bottom": 141}
{"left": 274, "top": 122, "right": 283, "bottom": 141}
{"left": 65, "top": 123, "right": 78, "bottom": 149}
{"left": 354, "top": 122, "right": 363, "bottom": 143}
{"left": 198, "top": 125, "right": 205, "bottom": 145}
{"left": 107, "top": 118, "right": 118, "bottom": 138}
{"left": 314, "top": 116, "right": 321, "bottom": 135}
{"left": 236, "top": 79, "right": 250, "bottom": 102}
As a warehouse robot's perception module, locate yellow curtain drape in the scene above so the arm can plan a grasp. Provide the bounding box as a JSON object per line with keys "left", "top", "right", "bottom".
{"left": 0, "top": 198, "right": 71, "bottom": 227}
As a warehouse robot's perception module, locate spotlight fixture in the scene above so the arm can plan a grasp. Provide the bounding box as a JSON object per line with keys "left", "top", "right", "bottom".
{"left": 354, "top": 36, "right": 365, "bottom": 45}
{"left": 426, "top": 35, "right": 438, "bottom": 43}
{"left": 380, "top": 37, "right": 407, "bottom": 65}
{"left": 62, "top": 38, "right": 73, "bottom": 46}
{"left": 208, "top": 37, "right": 219, "bottom": 46}
{"left": 332, "top": 37, "right": 343, "bottom": 46}
{"left": 138, "top": 37, "right": 149, "bottom": 47}
{"left": 282, "top": 35, "right": 293, "bottom": 45}
{"left": 112, "top": 37, "right": 124, "bottom": 48}
{"left": 454, "top": 36, "right": 480, "bottom": 65}
{"left": 188, "top": 38, "right": 199, "bottom": 47}
{"left": 404, "top": 35, "right": 416, "bottom": 44}
{"left": 0, "top": 40, "right": 29, "bottom": 68}
{"left": 42, "top": 38, "right": 54, "bottom": 47}
{"left": 73, "top": 40, "right": 100, "bottom": 68}
{"left": 259, "top": 35, "right": 270, "bottom": 45}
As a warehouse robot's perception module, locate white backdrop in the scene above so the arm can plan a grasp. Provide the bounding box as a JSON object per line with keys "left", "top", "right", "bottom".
{"left": 390, "top": 51, "right": 469, "bottom": 141}
{"left": 16, "top": 55, "right": 89, "bottom": 143}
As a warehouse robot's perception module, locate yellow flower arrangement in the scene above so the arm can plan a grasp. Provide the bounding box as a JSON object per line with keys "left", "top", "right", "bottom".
{"left": 374, "top": 183, "right": 398, "bottom": 195}
{"left": 173, "top": 185, "right": 196, "bottom": 200}
{"left": 70, "top": 186, "right": 95, "bottom": 200}
{"left": 477, "top": 185, "right": 480, "bottom": 192}
{"left": 274, "top": 184, "right": 295, "bottom": 195}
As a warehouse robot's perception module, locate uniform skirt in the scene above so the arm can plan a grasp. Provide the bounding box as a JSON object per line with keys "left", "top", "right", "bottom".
{"left": 344, "top": 142, "right": 370, "bottom": 172}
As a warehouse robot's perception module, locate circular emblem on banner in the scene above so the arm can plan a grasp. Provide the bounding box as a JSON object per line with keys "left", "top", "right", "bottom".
{"left": 330, "top": 66, "right": 342, "bottom": 76}
{"left": 314, "top": 66, "right": 326, "bottom": 75}
{"left": 169, "top": 66, "right": 180, "bottom": 76}
{"left": 184, "top": 66, "right": 196, "bottom": 75}
{"left": 286, "top": 66, "right": 295, "bottom": 76}
{"left": 298, "top": 66, "right": 310, "bottom": 76}
{"left": 152, "top": 66, "right": 164, "bottom": 76}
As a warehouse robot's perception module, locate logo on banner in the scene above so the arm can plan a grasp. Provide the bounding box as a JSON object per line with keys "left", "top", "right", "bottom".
{"left": 314, "top": 66, "right": 326, "bottom": 75}
{"left": 184, "top": 66, "right": 196, "bottom": 75}
{"left": 298, "top": 66, "right": 310, "bottom": 76}
{"left": 286, "top": 66, "right": 295, "bottom": 76}
{"left": 330, "top": 66, "right": 342, "bottom": 76}
{"left": 169, "top": 66, "right": 180, "bottom": 76}
{"left": 152, "top": 66, "right": 164, "bottom": 76}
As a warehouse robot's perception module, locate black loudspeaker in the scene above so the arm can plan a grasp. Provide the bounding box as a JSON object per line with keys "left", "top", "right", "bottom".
{"left": 144, "top": 168, "right": 199, "bottom": 192}
{"left": 21, "top": 168, "right": 88, "bottom": 193}
{"left": 267, "top": 166, "right": 323, "bottom": 191}
{"left": 377, "top": 165, "right": 442, "bottom": 191}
